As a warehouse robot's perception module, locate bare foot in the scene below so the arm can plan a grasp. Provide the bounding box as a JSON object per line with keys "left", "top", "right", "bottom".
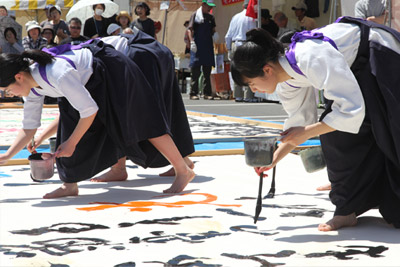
{"left": 318, "top": 213, "right": 357, "bottom": 231}
{"left": 163, "top": 168, "right": 196, "bottom": 193}
{"left": 90, "top": 168, "right": 128, "bottom": 182}
{"left": 43, "top": 183, "right": 78, "bottom": 199}
{"left": 317, "top": 183, "right": 331, "bottom": 191}
{"left": 159, "top": 157, "right": 195, "bottom": 176}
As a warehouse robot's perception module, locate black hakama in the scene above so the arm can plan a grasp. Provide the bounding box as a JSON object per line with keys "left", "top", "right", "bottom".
{"left": 121, "top": 32, "right": 195, "bottom": 167}
{"left": 55, "top": 40, "right": 194, "bottom": 183}
{"left": 319, "top": 17, "right": 400, "bottom": 227}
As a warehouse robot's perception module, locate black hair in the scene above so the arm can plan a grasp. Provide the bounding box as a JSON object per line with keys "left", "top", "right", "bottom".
{"left": 231, "top": 28, "right": 284, "bottom": 87}
{"left": 68, "top": 17, "right": 82, "bottom": 25}
{"left": 135, "top": 2, "right": 150, "bottom": 16}
{"left": 92, "top": 4, "right": 106, "bottom": 11}
{"left": 0, "top": 51, "right": 54, "bottom": 87}
{"left": 4, "top": 27, "right": 17, "bottom": 40}
{"left": 278, "top": 30, "right": 297, "bottom": 44}
{"left": 0, "top": 5, "right": 7, "bottom": 12}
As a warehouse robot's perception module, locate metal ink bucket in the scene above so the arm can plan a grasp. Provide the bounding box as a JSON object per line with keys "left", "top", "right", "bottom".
{"left": 299, "top": 146, "right": 326, "bottom": 173}
{"left": 28, "top": 153, "right": 55, "bottom": 182}
{"left": 244, "top": 136, "right": 280, "bottom": 167}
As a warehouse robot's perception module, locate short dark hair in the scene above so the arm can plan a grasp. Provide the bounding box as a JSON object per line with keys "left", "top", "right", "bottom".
{"left": 4, "top": 27, "right": 17, "bottom": 40}
{"left": 68, "top": 17, "right": 82, "bottom": 25}
{"left": 0, "top": 5, "right": 7, "bottom": 12}
{"left": 92, "top": 4, "right": 106, "bottom": 11}
{"left": 135, "top": 2, "right": 150, "bottom": 16}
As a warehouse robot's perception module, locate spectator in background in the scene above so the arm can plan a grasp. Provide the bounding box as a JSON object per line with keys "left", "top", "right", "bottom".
{"left": 188, "top": 0, "right": 217, "bottom": 100}
{"left": 107, "top": 23, "right": 121, "bottom": 36}
{"left": 41, "top": 24, "right": 57, "bottom": 48}
{"left": 60, "top": 18, "right": 89, "bottom": 45}
{"left": 225, "top": 0, "right": 257, "bottom": 102}
{"left": 274, "top": 11, "right": 297, "bottom": 39}
{"left": 40, "top": 24, "right": 58, "bottom": 104}
{"left": 22, "top": 21, "right": 47, "bottom": 50}
{"left": 84, "top": 4, "right": 110, "bottom": 38}
{"left": 131, "top": 2, "right": 155, "bottom": 37}
{"left": 0, "top": 5, "right": 7, "bottom": 17}
{"left": 116, "top": 10, "right": 132, "bottom": 31}
{"left": 355, "top": 0, "right": 387, "bottom": 24}
{"left": 261, "top": 9, "right": 278, "bottom": 38}
{"left": 292, "top": 2, "right": 316, "bottom": 31}
{"left": 183, "top": 20, "right": 190, "bottom": 55}
{"left": 47, "top": 5, "right": 69, "bottom": 43}
{"left": 40, "top": 4, "right": 53, "bottom": 27}
{"left": 1, "top": 27, "right": 23, "bottom": 54}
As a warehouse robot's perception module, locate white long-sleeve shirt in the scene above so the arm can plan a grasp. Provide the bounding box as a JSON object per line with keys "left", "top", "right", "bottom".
{"left": 225, "top": 9, "right": 257, "bottom": 50}
{"left": 277, "top": 22, "right": 400, "bottom": 134}
{"left": 23, "top": 49, "right": 94, "bottom": 129}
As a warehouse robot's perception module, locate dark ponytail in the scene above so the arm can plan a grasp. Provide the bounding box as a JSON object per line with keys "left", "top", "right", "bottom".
{"left": 0, "top": 50, "right": 54, "bottom": 87}
{"left": 231, "top": 28, "right": 284, "bottom": 86}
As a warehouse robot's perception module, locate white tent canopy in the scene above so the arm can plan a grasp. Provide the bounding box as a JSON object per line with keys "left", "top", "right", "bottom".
{"left": 0, "top": 0, "right": 76, "bottom": 10}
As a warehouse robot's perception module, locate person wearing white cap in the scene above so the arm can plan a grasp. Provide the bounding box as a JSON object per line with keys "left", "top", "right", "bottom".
{"left": 292, "top": 1, "right": 316, "bottom": 31}
{"left": 46, "top": 5, "right": 69, "bottom": 43}
{"left": 107, "top": 23, "right": 121, "bottom": 36}
{"left": 22, "top": 21, "right": 48, "bottom": 50}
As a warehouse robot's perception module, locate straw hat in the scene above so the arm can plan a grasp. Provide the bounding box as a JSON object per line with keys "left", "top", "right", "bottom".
{"left": 116, "top": 11, "right": 132, "bottom": 22}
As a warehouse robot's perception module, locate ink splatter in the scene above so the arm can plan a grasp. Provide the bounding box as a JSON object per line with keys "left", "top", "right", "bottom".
{"left": 49, "top": 263, "right": 70, "bottom": 267}
{"left": 222, "top": 252, "right": 285, "bottom": 266}
{"left": 263, "top": 204, "right": 319, "bottom": 210}
{"left": 230, "top": 225, "right": 279, "bottom": 236}
{"left": 255, "top": 250, "right": 296, "bottom": 258}
{"left": 134, "top": 231, "right": 230, "bottom": 244}
{"left": 216, "top": 208, "right": 266, "bottom": 221}
{"left": 305, "top": 245, "right": 388, "bottom": 260}
{"left": 112, "top": 246, "right": 125, "bottom": 250}
{"left": 144, "top": 254, "right": 221, "bottom": 266}
{"left": 4, "top": 250, "right": 36, "bottom": 258}
{"left": 11, "top": 223, "right": 109, "bottom": 236}
{"left": 0, "top": 237, "right": 113, "bottom": 257}
{"left": 114, "top": 262, "right": 136, "bottom": 267}
{"left": 235, "top": 196, "right": 256, "bottom": 200}
{"left": 118, "top": 216, "right": 212, "bottom": 227}
{"left": 280, "top": 209, "right": 325, "bottom": 218}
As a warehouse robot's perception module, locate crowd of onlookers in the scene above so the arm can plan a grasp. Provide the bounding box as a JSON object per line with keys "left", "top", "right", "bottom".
{"left": 0, "top": 2, "right": 159, "bottom": 55}
{"left": 0, "top": 2, "right": 161, "bottom": 100}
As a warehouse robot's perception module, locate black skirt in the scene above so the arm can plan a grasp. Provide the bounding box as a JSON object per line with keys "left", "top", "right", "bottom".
{"left": 55, "top": 40, "right": 194, "bottom": 183}
{"left": 122, "top": 32, "right": 195, "bottom": 167}
{"left": 320, "top": 17, "right": 400, "bottom": 227}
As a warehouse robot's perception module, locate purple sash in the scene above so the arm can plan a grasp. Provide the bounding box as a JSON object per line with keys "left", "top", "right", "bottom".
{"left": 285, "top": 31, "right": 338, "bottom": 76}
{"left": 30, "top": 39, "right": 94, "bottom": 95}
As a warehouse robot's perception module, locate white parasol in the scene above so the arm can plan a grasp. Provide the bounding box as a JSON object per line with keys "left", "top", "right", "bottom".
{"left": 66, "top": 0, "right": 119, "bottom": 23}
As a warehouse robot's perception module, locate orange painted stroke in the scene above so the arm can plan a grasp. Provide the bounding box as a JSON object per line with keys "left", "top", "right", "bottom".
{"left": 77, "top": 192, "right": 241, "bottom": 212}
